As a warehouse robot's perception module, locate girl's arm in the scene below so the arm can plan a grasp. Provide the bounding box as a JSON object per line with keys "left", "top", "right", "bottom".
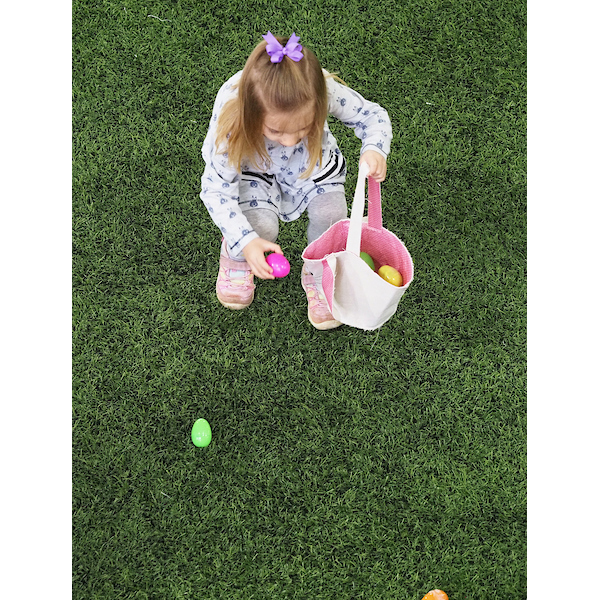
{"left": 326, "top": 74, "right": 392, "bottom": 181}
{"left": 200, "top": 75, "right": 264, "bottom": 259}
{"left": 200, "top": 156, "right": 260, "bottom": 257}
{"left": 359, "top": 149, "right": 387, "bottom": 182}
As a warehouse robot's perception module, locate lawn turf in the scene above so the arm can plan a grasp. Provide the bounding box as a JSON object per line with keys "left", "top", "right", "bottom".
{"left": 73, "top": 1, "right": 526, "bottom": 598}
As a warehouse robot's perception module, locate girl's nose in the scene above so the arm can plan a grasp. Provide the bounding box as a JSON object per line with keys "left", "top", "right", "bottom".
{"left": 281, "top": 135, "right": 299, "bottom": 146}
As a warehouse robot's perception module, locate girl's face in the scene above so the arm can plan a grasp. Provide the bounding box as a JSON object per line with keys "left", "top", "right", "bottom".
{"left": 262, "top": 106, "right": 314, "bottom": 147}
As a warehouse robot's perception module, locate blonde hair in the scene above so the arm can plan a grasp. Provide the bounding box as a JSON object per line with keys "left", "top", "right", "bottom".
{"left": 215, "top": 35, "right": 328, "bottom": 178}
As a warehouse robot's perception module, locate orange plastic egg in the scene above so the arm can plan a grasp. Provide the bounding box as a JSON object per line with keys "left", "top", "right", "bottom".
{"left": 421, "top": 590, "right": 449, "bottom": 600}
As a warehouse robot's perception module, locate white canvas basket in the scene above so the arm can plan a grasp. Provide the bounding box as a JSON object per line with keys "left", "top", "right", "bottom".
{"left": 302, "top": 164, "right": 414, "bottom": 330}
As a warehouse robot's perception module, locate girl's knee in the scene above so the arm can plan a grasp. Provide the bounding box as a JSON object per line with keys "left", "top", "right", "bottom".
{"left": 243, "top": 208, "right": 279, "bottom": 243}
{"left": 308, "top": 191, "right": 347, "bottom": 224}
{"left": 306, "top": 191, "right": 347, "bottom": 243}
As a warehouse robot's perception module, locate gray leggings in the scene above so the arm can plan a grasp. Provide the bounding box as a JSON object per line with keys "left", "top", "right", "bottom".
{"left": 229, "top": 191, "right": 347, "bottom": 260}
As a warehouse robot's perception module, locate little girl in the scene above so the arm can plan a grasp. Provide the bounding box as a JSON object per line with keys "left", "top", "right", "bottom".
{"left": 200, "top": 32, "right": 392, "bottom": 329}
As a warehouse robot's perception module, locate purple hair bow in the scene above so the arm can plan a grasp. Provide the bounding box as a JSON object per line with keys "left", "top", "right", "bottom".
{"left": 262, "top": 31, "right": 304, "bottom": 63}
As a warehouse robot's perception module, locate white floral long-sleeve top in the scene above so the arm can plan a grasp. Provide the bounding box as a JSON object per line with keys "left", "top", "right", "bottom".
{"left": 200, "top": 69, "right": 392, "bottom": 254}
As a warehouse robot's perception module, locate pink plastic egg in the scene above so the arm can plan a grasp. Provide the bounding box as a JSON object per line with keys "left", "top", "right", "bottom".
{"left": 266, "top": 253, "right": 290, "bottom": 278}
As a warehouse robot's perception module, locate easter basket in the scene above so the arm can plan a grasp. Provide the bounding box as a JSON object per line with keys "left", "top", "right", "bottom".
{"left": 301, "top": 163, "right": 413, "bottom": 330}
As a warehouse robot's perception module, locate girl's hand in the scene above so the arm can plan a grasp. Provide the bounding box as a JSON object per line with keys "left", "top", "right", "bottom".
{"left": 360, "top": 150, "right": 387, "bottom": 182}
{"left": 242, "top": 237, "right": 283, "bottom": 280}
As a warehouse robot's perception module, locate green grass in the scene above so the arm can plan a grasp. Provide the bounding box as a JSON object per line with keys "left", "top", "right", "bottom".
{"left": 72, "top": 0, "right": 526, "bottom": 598}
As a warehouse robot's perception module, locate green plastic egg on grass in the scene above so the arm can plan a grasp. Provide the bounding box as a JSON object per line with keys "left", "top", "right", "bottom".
{"left": 360, "top": 251, "right": 375, "bottom": 270}
{"left": 191, "top": 418, "right": 212, "bottom": 447}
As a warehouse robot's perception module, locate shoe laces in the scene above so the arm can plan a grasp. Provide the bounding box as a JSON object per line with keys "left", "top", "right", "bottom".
{"left": 302, "top": 270, "right": 332, "bottom": 316}
{"left": 219, "top": 267, "right": 253, "bottom": 290}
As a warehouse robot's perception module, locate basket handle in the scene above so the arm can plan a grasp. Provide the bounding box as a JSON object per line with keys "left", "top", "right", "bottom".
{"left": 367, "top": 174, "right": 383, "bottom": 231}
{"left": 346, "top": 163, "right": 383, "bottom": 255}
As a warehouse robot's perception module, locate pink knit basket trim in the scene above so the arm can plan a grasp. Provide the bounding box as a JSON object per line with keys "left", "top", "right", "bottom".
{"left": 322, "top": 261, "right": 335, "bottom": 311}
{"left": 304, "top": 220, "right": 413, "bottom": 286}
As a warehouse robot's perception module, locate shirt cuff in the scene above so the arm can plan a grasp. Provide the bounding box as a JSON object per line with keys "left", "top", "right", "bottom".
{"left": 226, "top": 229, "right": 259, "bottom": 257}
{"left": 361, "top": 145, "right": 389, "bottom": 159}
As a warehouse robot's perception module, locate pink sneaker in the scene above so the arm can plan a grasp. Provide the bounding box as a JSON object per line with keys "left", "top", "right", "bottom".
{"left": 301, "top": 267, "right": 342, "bottom": 330}
{"left": 216, "top": 252, "right": 255, "bottom": 310}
